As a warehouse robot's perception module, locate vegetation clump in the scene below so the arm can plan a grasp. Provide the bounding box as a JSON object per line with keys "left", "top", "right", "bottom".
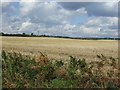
{"left": 2, "top": 50, "right": 119, "bottom": 88}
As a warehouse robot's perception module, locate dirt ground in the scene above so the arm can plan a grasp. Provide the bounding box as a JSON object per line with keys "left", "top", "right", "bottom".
{"left": 1, "top": 36, "right": 118, "bottom": 62}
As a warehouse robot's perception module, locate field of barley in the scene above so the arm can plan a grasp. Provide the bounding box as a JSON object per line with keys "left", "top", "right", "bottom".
{"left": 2, "top": 37, "right": 118, "bottom": 61}
{"left": 2, "top": 36, "right": 118, "bottom": 62}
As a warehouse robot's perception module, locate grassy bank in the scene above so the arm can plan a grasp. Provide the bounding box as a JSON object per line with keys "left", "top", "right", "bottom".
{"left": 2, "top": 50, "right": 119, "bottom": 88}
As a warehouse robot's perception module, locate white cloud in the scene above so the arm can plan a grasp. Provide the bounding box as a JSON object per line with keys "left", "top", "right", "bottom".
{"left": 1, "top": 2, "right": 118, "bottom": 38}
{"left": 74, "top": 16, "right": 118, "bottom": 37}
{"left": 82, "top": 16, "right": 118, "bottom": 30}
{"left": 20, "top": 2, "right": 36, "bottom": 16}
{"left": 19, "top": 21, "right": 32, "bottom": 31}
{"left": 19, "top": 2, "right": 87, "bottom": 26}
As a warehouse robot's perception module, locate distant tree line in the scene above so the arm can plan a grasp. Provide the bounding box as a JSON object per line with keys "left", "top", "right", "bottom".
{"left": 0, "top": 32, "right": 35, "bottom": 37}
{"left": 0, "top": 32, "right": 119, "bottom": 40}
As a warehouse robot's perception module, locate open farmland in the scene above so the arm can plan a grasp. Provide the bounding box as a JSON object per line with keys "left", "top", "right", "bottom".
{"left": 2, "top": 36, "right": 118, "bottom": 62}
{"left": 1, "top": 36, "right": 120, "bottom": 88}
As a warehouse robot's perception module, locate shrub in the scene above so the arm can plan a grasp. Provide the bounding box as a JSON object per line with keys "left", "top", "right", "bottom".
{"left": 2, "top": 50, "right": 119, "bottom": 88}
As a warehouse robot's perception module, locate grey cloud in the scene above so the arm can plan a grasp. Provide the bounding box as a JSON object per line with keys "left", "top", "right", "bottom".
{"left": 59, "top": 2, "right": 118, "bottom": 17}
{"left": 2, "top": 2, "right": 18, "bottom": 16}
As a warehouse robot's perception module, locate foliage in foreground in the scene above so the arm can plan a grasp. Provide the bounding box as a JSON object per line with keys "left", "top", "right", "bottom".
{"left": 2, "top": 50, "right": 120, "bottom": 88}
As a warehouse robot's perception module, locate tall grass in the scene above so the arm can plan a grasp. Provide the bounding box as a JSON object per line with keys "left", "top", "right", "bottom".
{"left": 2, "top": 50, "right": 119, "bottom": 88}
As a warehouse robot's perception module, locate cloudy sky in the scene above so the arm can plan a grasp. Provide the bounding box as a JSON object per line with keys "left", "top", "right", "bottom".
{"left": 1, "top": 0, "right": 118, "bottom": 38}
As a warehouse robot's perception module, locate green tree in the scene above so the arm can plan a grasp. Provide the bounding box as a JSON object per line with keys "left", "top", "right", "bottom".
{"left": 22, "top": 33, "right": 26, "bottom": 36}
{"left": 31, "top": 33, "right": 33, "bottom": 36}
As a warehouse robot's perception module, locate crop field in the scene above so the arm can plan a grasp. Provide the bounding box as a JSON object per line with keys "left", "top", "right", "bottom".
{"left": 1, "top": 36, "right": 119, "bottom": 88}
{"left": 2, "top": 36, "right": 118, "bottom": 62}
